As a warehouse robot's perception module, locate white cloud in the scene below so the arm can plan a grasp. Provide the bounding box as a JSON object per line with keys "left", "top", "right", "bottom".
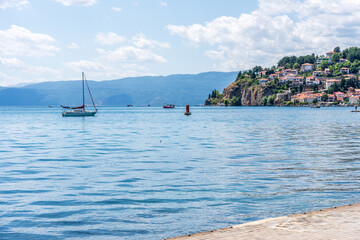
{"left": 111, "top": 6, "right": 122, "bottom": 12}
{"left": 0, "top": 56, "right": 24, "bottom": 68}
{"left": 95, "top": 32, "right": 127, "bottom": 45}
{"left": 132, "top": 34, "right": 170, "bottom": 49}
{"left": 67, "top": 42, "right": 79, "bottom": 49}
{"left": 66, "top": 33, "right": 168, "bottom": 79}
{"left": 97, "top": 46, "right": 167, "bottom": 63}
{"left": 56, "top": 0, "right": 98, "bottom": 6}
{"left": 0, "top": 56, "right": 61, "bottom": 86}
{"left": 167, "top": 0, "right": 360, "bottom": 70}
{"left": 160, "top": 1, "right": 167, "bottom": 7}
{"left": 0, "top": 0, "right": 29, "bottom": 9}
{"left": 0, "top": 25, "right": 59, "bottom": 57}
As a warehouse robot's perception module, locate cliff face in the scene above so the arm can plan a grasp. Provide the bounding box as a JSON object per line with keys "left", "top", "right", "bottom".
{"left": 222, "top": 82, "right": 274, "bottom": 106}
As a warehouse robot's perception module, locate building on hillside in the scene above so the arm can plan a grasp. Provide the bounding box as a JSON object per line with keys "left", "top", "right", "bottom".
{"left": 328, "top": 94, "right": 335, "bottom": 102}
{"left": 283, "top": 69, "right": 298, "bottom": 76}
{"left": 259, "top": 78, "right": 268, "bottom": 85}
{"left": 257, "top": 70, "right": 267, "bottom": 78}
{"left": 349, "top": 96, "right": 360, "bottom": 104}
{"left": 278, "top": 77, "right": 287, "bottom": 84}
{"left": 340, "top": 67, "right": 350, "bottom": 74}
{"left": 293, "top": 76, "right": 304, "bottom": 86}
{"left": 306, "top": 76, "right": 320, "bottom": 85}
{"left": 303, "top": 95, "right": 317, "bottom": 103}
{"left": 325, "top": 79, "right": 341, "bottom": 89}
{"left": 316, "top": 56, "right": 331, "bottom": 65}
{"left": 339, "top": 58, "right": 347, "bottom": 63}
{"left": 313, "top": 71, "right": 323, "bottom": 77}
{"left": 334, "top": 91, "right": 345, "bottom": 101}
{"left": 343, "top": 74, "right": 356, "bottom": 80}
{"left": 269, "top": 74, "right": 277, "bottom": 80}
{"left": 301, "top": 63, "right": 314, "bottom": 72}
{"left": 326, "top": 51, "right": 335, "bottom": 59}
{"left": 324, "top": 68, "right": 331, "bottom": 75}
{"left": 284, "top": 74, "right": 296, "bottom": 81}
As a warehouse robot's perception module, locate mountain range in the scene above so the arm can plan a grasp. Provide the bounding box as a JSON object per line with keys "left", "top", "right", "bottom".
{"left": 0, "top": 72, "right": 237, "bottom": 106}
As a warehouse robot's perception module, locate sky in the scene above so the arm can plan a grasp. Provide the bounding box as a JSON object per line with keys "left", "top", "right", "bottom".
{"left": 1, "top": 0, "right": 360, "bottom": 86}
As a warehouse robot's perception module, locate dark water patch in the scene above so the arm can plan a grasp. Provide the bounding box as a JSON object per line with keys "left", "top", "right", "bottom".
{"left": 153, "top": 207, "right": 186, "bottom": 214}
{"left": 8, "top": 169, "right": 40, "bottom": 175}
{"left": 36, "top": 158, "right": 81, "bottom": 162}
{"left": 62, "top": 229, "right": 150, "bottom": 237}
{"left": 36, "top": 209, "right": 88, "bottom": 219}
{"left": 0, "top": 232, "right": 61, "bottom": 240}
{"left": 0, "top": 190, "right": 51, "bottom": 195}
{"left": 30, "top": 200, "right": 88, "bottom": 206}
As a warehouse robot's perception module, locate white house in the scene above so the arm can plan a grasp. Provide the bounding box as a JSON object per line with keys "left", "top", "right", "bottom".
{"left": 340, "top": 67, "right": 350, "bottom": 74}
{"left": 301, "top": 63, "right": 314, "bottom": 72}
{"left": 306, "top": 76, "right": 320, "bottom": 85}
{"left": 259, "top": 78, "right": 268, "bottom": 85}
{"left": 325, "top": 79, "right": 341, "bottom": 89}
{"left": 326, "top": 51, "right": 335, "bottom": 58}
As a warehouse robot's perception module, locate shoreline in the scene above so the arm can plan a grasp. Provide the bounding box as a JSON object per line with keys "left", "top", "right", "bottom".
{"left": 168, "top": 203, "right": 360, "bottom": 240}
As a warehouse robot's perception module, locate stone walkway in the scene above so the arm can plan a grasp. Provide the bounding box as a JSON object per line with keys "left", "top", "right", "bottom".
{"left": 168, "top": 203, "right": 360, "bottom": 240}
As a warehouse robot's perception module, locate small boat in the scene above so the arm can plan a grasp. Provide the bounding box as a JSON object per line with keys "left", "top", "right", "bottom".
{"left": 48, "top": 105, "right": 53, "bottom": 108}
{"left": 62, "top": 72, "right": 97, "bottom": 117}
{"left": 163, "top": 104, "right": 175, "bottom": 109}
{"left": 60, "top": 105, "right": 70, "bottom": 109}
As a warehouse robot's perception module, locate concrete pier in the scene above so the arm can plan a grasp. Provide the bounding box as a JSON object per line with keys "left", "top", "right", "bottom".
{"left": 168, "top": 203, "right": 360, "bottom": 240}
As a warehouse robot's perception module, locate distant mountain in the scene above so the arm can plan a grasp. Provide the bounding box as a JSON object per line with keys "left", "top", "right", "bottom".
{"left": 0, "top": 71, "right": 238, "bottom": 106}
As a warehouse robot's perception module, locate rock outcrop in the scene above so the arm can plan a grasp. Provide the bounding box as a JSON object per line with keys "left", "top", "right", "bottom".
{"left": 222, "top": 82, "right": 274, "bottom": 106}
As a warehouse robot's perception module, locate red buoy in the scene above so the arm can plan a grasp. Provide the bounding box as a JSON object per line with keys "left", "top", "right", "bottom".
{"left": 184, "top": 105, "right": 191, "bottom": 115}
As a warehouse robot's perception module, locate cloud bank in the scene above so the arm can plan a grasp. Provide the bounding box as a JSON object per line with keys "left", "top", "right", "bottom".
{"left": 167, "top": 0, "right": 360, "bottom": 70}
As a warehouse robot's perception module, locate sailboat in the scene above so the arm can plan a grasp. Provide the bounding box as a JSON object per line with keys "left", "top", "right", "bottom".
{"left": 62, "top": 72, "right": 98, "bottom": 117}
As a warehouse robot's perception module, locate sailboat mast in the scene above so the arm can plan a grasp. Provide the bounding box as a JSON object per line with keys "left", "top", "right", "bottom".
{"left": 82, "top": 72, "right": 85, "bottom": 111}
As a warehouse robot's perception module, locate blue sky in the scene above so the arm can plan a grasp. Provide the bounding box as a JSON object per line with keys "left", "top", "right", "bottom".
{"left": 1, "top": 0, "right": 360, "bottom": 86}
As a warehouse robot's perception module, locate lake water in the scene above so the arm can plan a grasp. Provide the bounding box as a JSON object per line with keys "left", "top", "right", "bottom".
{"left": 1, "top": 106, "right": 360, "bottom": 239}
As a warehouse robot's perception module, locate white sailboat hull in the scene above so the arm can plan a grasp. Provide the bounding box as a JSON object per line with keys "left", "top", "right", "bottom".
{"left": 62, "top": 110, "right": 97, "bottom": 117}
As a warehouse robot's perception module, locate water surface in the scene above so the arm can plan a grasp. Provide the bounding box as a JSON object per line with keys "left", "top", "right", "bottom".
{"left": 1, "top": 106, "right": 360, "bottom": 239}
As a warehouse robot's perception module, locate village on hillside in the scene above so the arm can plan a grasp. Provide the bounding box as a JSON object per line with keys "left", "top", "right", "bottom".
{"left": 259, "top": 50, "right": 360, "bottom": 105}
{"left": 208, "top": 47, "right": 360, "bottom": 106}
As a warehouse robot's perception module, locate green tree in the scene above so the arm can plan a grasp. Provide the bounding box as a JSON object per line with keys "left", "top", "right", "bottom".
{"left": 334, "top": 46, "right": 341, "bottom": 53}
{"left": 261, "top": 96, "right": 268, "bottom": 106}
{"left": 319, "top": 60, "right": 329, "bottom": 70}
{"left": 293, "top": 62, "right": 300, "bottom": 69}
{"left": 229, "top": 96, "right": 241, "bottom": 106}
{"left": 331, "top": 52, "right": 341, "bottom": 63}
{"left": 321, "top": 94, "right": 328, "bottom": 102}
{"left": 267, "top": 95, "right": 276, "bottom": 105}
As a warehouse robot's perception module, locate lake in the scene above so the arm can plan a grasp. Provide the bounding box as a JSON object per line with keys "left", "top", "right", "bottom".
{"left": 1, "top": 106, "right": 360, "bottom": 239}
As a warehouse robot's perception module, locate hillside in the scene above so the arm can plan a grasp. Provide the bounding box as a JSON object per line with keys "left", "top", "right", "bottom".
{"left": 206, "top": 46, "right": 360, "bottom": 106}
{"left": 0, "top": 72, "right": 237, "bottom": 106}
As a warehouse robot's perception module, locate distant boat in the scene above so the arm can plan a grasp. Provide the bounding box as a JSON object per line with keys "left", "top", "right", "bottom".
{"left": 48, "top": 105, "right": 53, "bottom": 108}
{"left": 60, "top": 105, "right": 70, "bottom": 109}
{"left": 163, "top": 104, "right": 175, "bottom": 109}
{"left": 62, "top": 72, "right": 97, "bottom": 117}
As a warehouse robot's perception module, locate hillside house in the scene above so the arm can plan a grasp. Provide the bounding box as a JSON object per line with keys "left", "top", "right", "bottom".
{"left": 349, "top": 96, "right": 359, "bottom": 104}
{"left": 325, "top": 79, "right": 341, "bottom": 89}
{"left": 301, "top": 63, "right": 314, "bottom": 72}
{"left": 340, "top": 67, "right": 350, "bottom": 74}
{"left": 259, "top": 78, "right": 268, "bottom": 85}
{"left": 326, "top": 51, "right": 335, "bottom": 58}
{"left": 306, "top": 76, "right": 320, "bottom": 85}
{"left": 313, "top": 71, "right": 323, "bottom": 77}
{"left": 334, "top": 91, "right": 345, "bottom": 101}
{"left": 324, "top": 68, "right": 331, "bottom": 75}
{"left": 283, "top": 69, "right": 298, "bottom": 76}
{"left": 293, "top": 76, "right": 304, "bottom": 86}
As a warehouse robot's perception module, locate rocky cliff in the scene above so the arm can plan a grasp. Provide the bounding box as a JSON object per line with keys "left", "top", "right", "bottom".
{"left": 222, "top": 82, "right": 275, "bottom": 106}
